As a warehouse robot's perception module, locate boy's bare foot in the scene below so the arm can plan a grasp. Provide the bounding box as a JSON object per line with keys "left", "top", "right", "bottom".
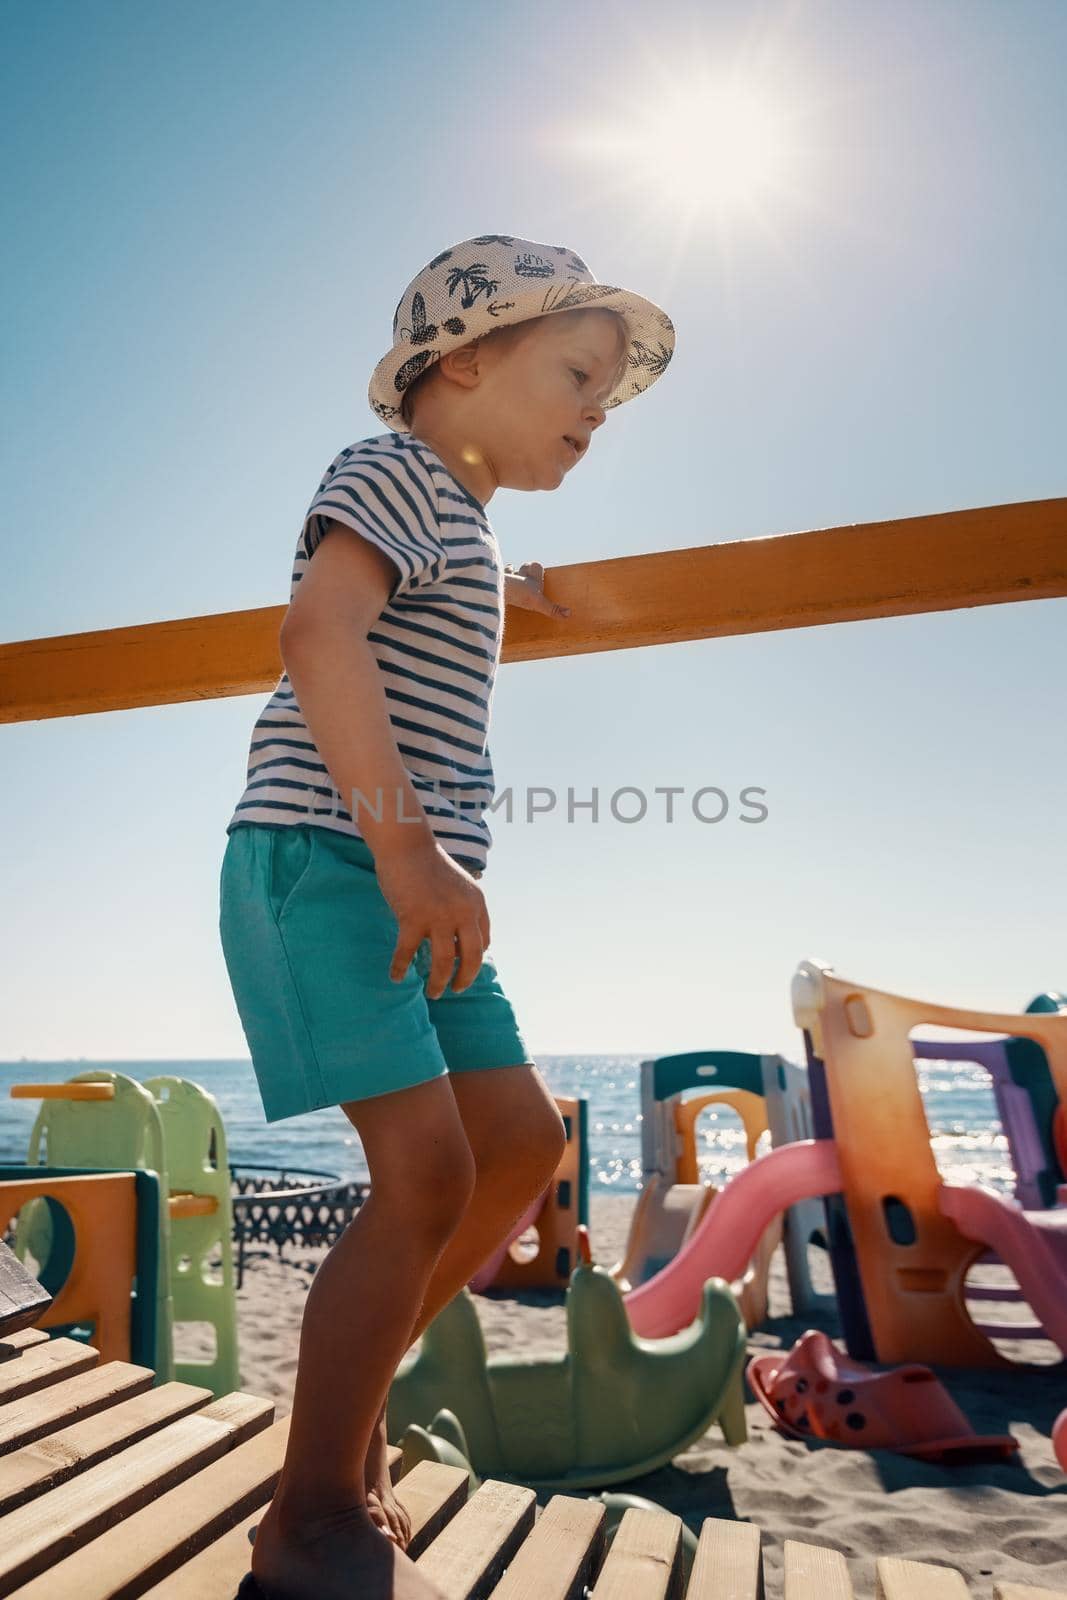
{"left": 251, "top": 1501, "right": 442, "bottom": 1599}
{"left": 368, "top": 1483, "right": 411, "bottom": 1547}
{"left": 365, "top": 1408, "right": 413, "bottom": 1548}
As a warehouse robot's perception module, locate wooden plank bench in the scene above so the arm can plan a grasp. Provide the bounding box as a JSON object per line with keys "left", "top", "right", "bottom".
{"left": 0, "top": 1328, "right": 1064, "bottom": 1600}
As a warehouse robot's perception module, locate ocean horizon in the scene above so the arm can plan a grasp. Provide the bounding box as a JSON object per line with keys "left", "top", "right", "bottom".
{"left": 0, "top": 1054, "right": 1016, "bottom": 1195}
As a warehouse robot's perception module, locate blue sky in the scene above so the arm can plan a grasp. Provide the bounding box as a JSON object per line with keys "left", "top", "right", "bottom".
{"left": 2, "top": 0, "right": 1064, "bottom": 1064}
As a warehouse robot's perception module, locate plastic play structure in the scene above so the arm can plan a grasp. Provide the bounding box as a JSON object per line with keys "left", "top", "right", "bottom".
{"left": 388, "top": 1229, "right": 747, "bottom": 1490}
{"left": 0, "top": 1166, "right": 163, "bottom": 1367}
{"left": 910, "top": 1023, "right": 1063, "bottom": 1212}
{"left": 908, "top": 1002, "right": 1067, "bottom": 1343}
{"left": 10, "top": 1070, "right": 239, "bottom": 1392}
{"left": 791, "top": 959, "right": 1067, "bottom": 1367}
{"left": 614, "top": 1073, "right": 779, "bottom": 1329}
{"left": 609, "top": 1050, "right": 829, "bottom": 1329}
{"left": 615, "top": 1072, "right": 764, "bottom": 1278}
{"left": 761, "top": 1055, "right": 836, "bottom": 1316}
{"left": 746, "top": 1329, "right": 1018, "bottom": 1462}
{"left": 625, "top": 1138, "right": 844, "bottom": 1339}
{"left": 469, "top": 1095, "right": 590, "bottom": 1292}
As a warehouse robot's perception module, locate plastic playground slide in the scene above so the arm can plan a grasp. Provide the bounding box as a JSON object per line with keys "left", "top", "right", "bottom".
{"left": 468, "top": 1192, "right": 546, "bottom": 1293}
{"left": 610, "top": 1176, "right": 714, "bottom": 1291}
{"left": 625, "top": 1140, "right": 843, "bottom": 1338}
{"left": 938, "top": 1184, "right": 1067, "bottom": 1358}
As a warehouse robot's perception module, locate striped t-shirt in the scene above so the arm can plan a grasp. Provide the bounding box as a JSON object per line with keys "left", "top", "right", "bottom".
{"left": 226, "top": 432, "right": 504, "bottom": 873}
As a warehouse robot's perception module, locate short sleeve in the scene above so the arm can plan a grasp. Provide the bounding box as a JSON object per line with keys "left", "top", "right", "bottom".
{"left": 299, "top": 443, "right": 447, "bottom": 600}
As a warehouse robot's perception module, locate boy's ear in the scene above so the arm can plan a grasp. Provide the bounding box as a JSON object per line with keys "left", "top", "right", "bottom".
{"left": 437, "top": 342, "right": 484, "bottom": 390}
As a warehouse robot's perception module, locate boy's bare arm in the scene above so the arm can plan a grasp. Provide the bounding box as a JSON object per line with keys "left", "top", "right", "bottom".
{"left": 280, "top": 521, "right": 489, "bottom": 997}
{"left": 281, "top": 523, "right": 434, "bottom": 861}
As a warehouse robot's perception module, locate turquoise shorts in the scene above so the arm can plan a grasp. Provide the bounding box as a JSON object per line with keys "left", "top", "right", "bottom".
{"left": 218, "top": 823, "right": 531, "bottom": 1122}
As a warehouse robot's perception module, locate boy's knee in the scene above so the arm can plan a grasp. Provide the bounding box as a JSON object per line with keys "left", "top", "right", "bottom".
{"left": 481, "top": 1097, "right": 567, "bottom": 1195}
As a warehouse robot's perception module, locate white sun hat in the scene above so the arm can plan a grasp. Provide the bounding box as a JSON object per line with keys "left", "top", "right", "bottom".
{"left": 368, "top": 232, "right": 676, "bottom": 432}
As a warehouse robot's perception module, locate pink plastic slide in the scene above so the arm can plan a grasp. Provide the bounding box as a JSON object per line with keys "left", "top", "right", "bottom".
{"left": 625, "top": 1140, "right": 843, "bottom": 1338}
{"left": 467, "top": 1192, "right": 547, "bottom": 1293}
{"left": 937, "top": 1184, "right": 1067, "bottom": 1358}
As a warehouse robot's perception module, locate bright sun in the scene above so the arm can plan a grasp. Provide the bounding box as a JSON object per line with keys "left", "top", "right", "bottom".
{"left": 558, "top": 76, "right": 801, "bottom": 218}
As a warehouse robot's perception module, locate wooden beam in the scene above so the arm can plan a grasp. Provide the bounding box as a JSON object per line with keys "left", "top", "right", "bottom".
{"left": 1, "top": 497, "right": 1063, "bottom": 723}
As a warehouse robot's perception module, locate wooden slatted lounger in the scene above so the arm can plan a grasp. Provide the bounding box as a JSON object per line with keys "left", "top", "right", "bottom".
{"left": 0, "top": 1243, "right": 1064, "bottom": 1600}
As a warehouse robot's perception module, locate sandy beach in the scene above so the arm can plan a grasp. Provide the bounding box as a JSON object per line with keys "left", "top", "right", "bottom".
{"left": 200, "top": 1193, "right": 1067, "bottom": 1595}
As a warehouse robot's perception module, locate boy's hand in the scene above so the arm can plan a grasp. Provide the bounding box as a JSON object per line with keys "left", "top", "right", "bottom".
{"left": 504, "top": 561, "right": 571, "bottom": 618}
{"left": 375, "top": 840, "right": 491, "bottom": 999}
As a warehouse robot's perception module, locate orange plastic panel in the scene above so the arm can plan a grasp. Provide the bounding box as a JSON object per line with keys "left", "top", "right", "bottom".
{"left": 673, "top": 1089, "right": 767, "bottom": 1185}
{"left": 490, "top": 1096, "right": 583, "bottom": 1290}
{"left": 792, "top": 960, "right": 1067, "bottom": 1368}
{"left": 0, "top": 1173, "right": 137, "bottom": 1362}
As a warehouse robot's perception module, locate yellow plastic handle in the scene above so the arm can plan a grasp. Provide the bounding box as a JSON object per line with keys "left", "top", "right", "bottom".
{"left": 168, "top": 1192, "right": 218, "bottom": 1219}
{"left": 10, "top": 1083, "right": 116, "bottom": 1101}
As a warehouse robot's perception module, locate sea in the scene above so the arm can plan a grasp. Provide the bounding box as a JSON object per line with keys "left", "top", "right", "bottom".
{"left": 0, "top": 1055, "right": 1016, "bottom": 1195}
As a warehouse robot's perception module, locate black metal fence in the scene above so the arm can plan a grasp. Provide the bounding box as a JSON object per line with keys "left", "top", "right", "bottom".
{"left": 0, "top": 1163, "right": 370, "bottom": 1291}
{"left": 229, "top": 1165, "right": 368, "bottom": 1288}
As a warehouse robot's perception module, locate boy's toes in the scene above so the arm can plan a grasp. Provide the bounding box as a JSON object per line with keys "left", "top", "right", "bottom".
{"left": 366, "top": 1491, "right": 399, "bottom": 1542}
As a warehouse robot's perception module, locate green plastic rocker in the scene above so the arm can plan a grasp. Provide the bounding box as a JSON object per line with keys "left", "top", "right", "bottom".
{"left": 400, "top": 1410, "right": 701, "bottom": 1581}
{"left": 387, "top": 1228, "right": 747, "bottom": 1491}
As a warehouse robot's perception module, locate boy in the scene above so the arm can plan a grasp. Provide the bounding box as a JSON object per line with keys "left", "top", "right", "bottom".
{"left": 219, "top": 233, "right": 675, "bottom": 1598}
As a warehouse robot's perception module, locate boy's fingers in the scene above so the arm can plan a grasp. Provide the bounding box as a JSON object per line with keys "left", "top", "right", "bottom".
{"left": 428, "top": 924, "right": 480, "bottom": 997}
{"left": 389, "top": 930, "right": 423, "bottom": 981}
{"left": 452, "top": 921, "right": 485, "bottom": 993}
{"left": 424, "top": 927, "right": 457, "bottom": 999}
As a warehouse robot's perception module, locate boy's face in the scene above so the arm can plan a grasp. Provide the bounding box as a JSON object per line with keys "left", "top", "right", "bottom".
{"left": 486, "top": 309, "right": 626, "bottom": 487}
{"left": 417, "top": 308, "right": 628, "bottom": 497}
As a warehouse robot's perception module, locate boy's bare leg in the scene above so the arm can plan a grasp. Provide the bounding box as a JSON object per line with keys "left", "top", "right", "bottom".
{"left": 363, "top": 1164, "right": 556, "bottom": 1536}
{"left": 250, "top": 1075, "right": 476, "bottom": 1600}
{"left": 364, "top": 1064, "right": 567, "bottom": 1545}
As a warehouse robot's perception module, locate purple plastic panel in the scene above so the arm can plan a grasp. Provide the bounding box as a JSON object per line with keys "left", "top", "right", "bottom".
{"left": 911, "top": 1037, "right": 1048, "bottom": 1209}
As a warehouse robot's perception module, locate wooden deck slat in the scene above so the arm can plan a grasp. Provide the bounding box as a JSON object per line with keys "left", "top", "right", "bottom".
{"left": 1, "top": 1371, "right": 1062, "bottom": 1600}
{"left": 994, "top": 1586, "right": 1067, "bottom": 1600}
{"left": 876, "top": 1558, "right": 972, "bottom": 1600}
{"left": 5, "top": 1411, "right": 287, "bottom": 1600}
{"left": 488, "top": 1493, "right": 605, "bottom": 1600}
{"left": 0, "top": 1339, "right": 98, "bottom": 1404}
{"left": 395, "top": 1461, "right": 471, "bottom": 1561}
{"left": 0, "top": 1243, "right": 51, "bottom": 1341}
{"left": 137, "top": 1508, "right": 261, "bottom": 1599}
{"left": 686, "top": 1518, "right": 763, "bottom": 1600}
{"left": 0, "top": 1361, "right": 156, "bottom": 1456}
{"left": 136, "top": 1446, "right": 467, "bottom": 1593}
{"left": 785, "top": 1539, "right": 855, "bottom": 1600}
{"left": 0, "top": 1379, "right": 215, "bottom": 1514}
{"left": 0, "top": 1392, "right": 271, "bottom": 1592}
{"left": 589, "top": 1506, "right": 684, "bottom": 1600}
{"left": 0, "top": 1332, "right": 50, "bottom": 1366}
{"left": 416, "top": 1477, "right": 536, "bottom": 1600}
